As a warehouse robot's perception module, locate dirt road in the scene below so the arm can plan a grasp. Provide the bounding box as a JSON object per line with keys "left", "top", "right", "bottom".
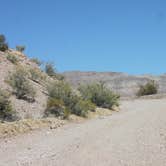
{"left": 0, "top": 98, "right": 166, "bottom": 166}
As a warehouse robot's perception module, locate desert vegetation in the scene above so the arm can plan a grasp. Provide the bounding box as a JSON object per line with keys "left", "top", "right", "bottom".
{"left": 45, "top": 62, "right": 56, "bottom": 77}
{"left": 7, "top": 67, "right": 36, "bottom": 102}
{"left": 29, "top": 67, "right": 46, "bottom": 83}
{"left": 0, "top": 89, "right": 15, "bottom": 121}
{"left": 78, "top": 82, "right": 120, "bottom": 109}
{"left": 0, "top": 34, "right": 8, "bottom": 52}
{"left": 46, "top": 81, "right": 96, "bottom": 118}
{"left": 16, "top": 45, "right": 26, "bottom": 53}
{"left": 44, "top": 62, "right": 64, "bottom": 80}
{"left": 137, "top": 80, "right": 158, "bottom": 96}
{"left": 6, "top": 53, "right": 18, "bottom": 64}
{"left": 30, "top": 58, "right": 42, "bottom": 66}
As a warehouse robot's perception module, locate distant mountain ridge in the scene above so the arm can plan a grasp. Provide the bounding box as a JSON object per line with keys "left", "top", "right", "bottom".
{"left": 63, "top": 71, "right": 166, "bottom": 97}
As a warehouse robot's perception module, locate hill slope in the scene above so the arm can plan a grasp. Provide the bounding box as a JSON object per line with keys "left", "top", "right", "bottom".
{"left": 0, "top": 50, "right": 52, "bottom": 119}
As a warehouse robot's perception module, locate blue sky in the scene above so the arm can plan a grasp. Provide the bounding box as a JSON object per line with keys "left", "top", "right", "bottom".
{"left": 1, "top": 0, "right": 166, "bottom": 74}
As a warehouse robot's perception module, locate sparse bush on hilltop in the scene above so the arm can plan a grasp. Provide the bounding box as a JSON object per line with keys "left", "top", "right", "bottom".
{"left": 45, "top": 62, "right": 64, "bottom": 80}
{"left": 16, "top": 45, "right": 26, "bottom": 53}
{"left": 78, "top": 82, "right": 120, "bottom": 109}
{"left": 6, "top": 53, "right": 18, "bottom": 64}
{"left": 137, "top": 80, "right": 158, "bottom": 96}
{"left": 7, "top": 67, "right": 36, "bottom": 102}
{"left": 0, "top": 89, "right": 15, "bottom": 121}
{"left": 46, "top": 81, "right": 96, "bottom": 118}
{"left": 0, "top": 34, "right": 8, "bottom": 52}
{"left": 45, "top": 62, "right": 56, "bottom": 77}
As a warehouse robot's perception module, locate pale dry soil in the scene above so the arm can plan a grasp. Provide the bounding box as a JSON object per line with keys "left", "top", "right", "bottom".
{"left": 0, "top": 98, "right": 166, "bottom": 166}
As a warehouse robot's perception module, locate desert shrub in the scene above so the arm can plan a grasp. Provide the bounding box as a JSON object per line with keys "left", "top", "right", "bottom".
{"left": 0, "top": 89, "right": 14, "bottom": 121}
{"left": 44, "top": 62, "right": 64, "bottom": 80}
{"left": 47, "top": 81, "right": 71, "bottom": 98}
{"left": 46, "top": 98, "right": 70, "bottom": 119}
{"left": 29, "top": 68, "right": 45, "bottom": 82}
{"left": 46, "top": 98, "right": 65, "bottom": 117}
{"left": 46, "top": 81, "right": 96, "bottom": 118}
{"left": 137, "top": 80, "right": 158, "bottom": 96}
{"left": 78, "top": 82, "right": 120, "bottom": 109}
{"left": 72, "top": 100, "right": 96, "bottom": 117}
{"left": 55, "top": 73, "right": 65, "bottom": 80}
{"left": 30, "top": 58, "right": 42, "bottom": 66}
{"left": 0, "top": 34, "right": 8, "bottom": 52}
{"left": 7, "top": 67, "right": 36, "bottom": 102}
{"left": 16, "top": 45, "right": 25, "bottom": 53}
{"left": 45, "top": 62, "right": 56, "bottom": 77}
{"left": 47, "top": 81, "right": 73, "bottom": 105}
{"left": 6, "top": 54, "right": 18, "bottom": 64}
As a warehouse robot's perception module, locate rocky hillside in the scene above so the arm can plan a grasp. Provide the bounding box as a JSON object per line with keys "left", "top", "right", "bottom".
{"left": 0, "top": 50, "right": 52, "bottom": 119}
{"left": 63, "top": 71, "right": 166, "bottom": 97}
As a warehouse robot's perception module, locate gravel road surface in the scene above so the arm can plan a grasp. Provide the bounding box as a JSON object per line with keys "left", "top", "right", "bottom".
{"left": 0, "top": 98, "right": 166, "bottom": 166}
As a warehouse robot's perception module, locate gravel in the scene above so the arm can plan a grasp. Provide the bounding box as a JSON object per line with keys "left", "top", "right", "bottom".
{"left": 0, "top": 98, "right": 166, "bottom": 166}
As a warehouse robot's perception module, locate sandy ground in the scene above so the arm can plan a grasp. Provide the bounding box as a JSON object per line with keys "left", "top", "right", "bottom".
{"left": 0, "top": 98, "right": 166, "bottom": 166}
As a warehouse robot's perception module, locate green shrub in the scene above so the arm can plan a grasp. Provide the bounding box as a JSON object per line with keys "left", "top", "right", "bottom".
{"left": 72, "top": 100, "right": 96, "bottom": 117}
{"left": 0, "top": 89, "right": 14, "bottom": 121}
{"left": 6, "top": 54, "right": 18, "bottom": 64}
{"left": 29, "top": 68, "right": 45, "bottom": 82}
{"left": 47, "top": 81, "right": 72, "bottom": 105}
{"left": 7, "top": 67, "right": 36, "bottom": 102}
{"left": 46, "top": 81, "right": 96, "bottom": 118}
{"left": 16, "top": 45, "right": 25, "bottom": 53}
{"left": 0, "top": 34, "right": 8, "bottom": 52}
{"left": 78, "top": 82, "right": 120, "bottom": 109}
{"left": 137, "top": 80, "right": 158, "bottom": 96}
{"left": 44, "top": 62, "right": 64, "bottom": 80}
{"left": 46, "top": 98, "right": 65, "bottom": 116}
{"left": 45, "top": 98, "right": 70, "bottom": 119}
{"left": 30, "top": 58, "right": 42, "bottom": 66}
{"left": 45, "top": 62, "right": 56, "bottom": 77}
{"left": 55, "top": 73, "right": 65, "bottom": 80}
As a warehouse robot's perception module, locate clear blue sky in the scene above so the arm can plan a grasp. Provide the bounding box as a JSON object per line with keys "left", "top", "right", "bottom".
{"left": 1, "top": 0, "right": 166, "bottom": 74}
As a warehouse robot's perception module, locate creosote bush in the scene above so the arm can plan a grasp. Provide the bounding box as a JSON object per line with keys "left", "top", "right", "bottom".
{"left": 0, "top": 89, "right": 15, "bottom": 121}
{"left": 6, "top": 54, "right": 18, "bottom": 64}
{"left": 16, "top": 45, "right": 26, "bottom": 53}
{"left": 7, "top": 67, "right": 36, "bottom": 102}
{"left": 0, "top": 34, "right": 8, "bottom": 52}
{"left": 78, "top": 82, "right": 120, "bottom": 109}
{"left": 46, "top": 81, "right": 95, "bottom": 118}
{"left": 137, "top": 80, "right": 158, "bottom": 96}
